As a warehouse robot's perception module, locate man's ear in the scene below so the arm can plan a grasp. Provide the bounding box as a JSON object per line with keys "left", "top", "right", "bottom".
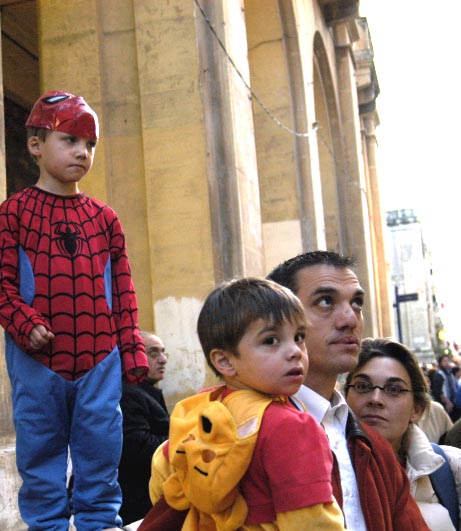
{"left": 209, "top": 348, "right": 236, "bottom": 378}
{"left": 27, "top": 136, "right": 41, "bottom": 158}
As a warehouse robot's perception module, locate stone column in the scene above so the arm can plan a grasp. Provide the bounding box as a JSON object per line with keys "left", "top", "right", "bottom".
{"left": 0, "top": 9, "right": 26, "bottom": 530}
{"left": 246, "top": 0, "right": 326, "bottom": 273}
{"left": 362, "top": 113, "right": 393, "bottom": 337}
{"left": 333, "top": 18, "right": 378, "bottom": 336}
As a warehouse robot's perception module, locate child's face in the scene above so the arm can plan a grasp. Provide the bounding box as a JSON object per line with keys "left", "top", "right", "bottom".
{"left": 225, "top": 317, "right": 308, "bottom": 396}
{"left": 30, "top": 130, "right": 97, "bottom": 194}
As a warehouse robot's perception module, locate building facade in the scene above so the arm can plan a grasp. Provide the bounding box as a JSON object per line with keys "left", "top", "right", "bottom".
{"left": 0, "top": 0, "right": 392, "bottom": 527}
{"left": 386, "top": 208, "right": 436, "bottom": 361}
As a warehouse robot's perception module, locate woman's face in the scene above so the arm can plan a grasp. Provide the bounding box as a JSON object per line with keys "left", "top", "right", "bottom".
{"left": 346, "top": 356, "right": 421, "bottom": 451}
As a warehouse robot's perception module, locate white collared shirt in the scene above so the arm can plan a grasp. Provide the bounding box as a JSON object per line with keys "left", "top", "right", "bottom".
{"left": 295, "top": 385, "right": 368, "bottom": 531}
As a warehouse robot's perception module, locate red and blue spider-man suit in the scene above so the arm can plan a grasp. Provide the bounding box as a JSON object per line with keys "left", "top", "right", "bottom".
{"left": 0, "top": 185, "right": 148, "bottom": 530}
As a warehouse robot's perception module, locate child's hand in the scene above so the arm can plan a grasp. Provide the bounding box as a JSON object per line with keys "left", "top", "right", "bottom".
{"left": 30, "top": 325, "right": 55, "bottom": 350}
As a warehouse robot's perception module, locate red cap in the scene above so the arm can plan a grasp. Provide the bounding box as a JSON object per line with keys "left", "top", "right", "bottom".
{"left": 26, "top": 90, "right": 99, "bottom": 140}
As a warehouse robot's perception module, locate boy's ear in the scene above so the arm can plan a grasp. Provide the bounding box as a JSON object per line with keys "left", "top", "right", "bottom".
{"left": 209, "top": 348, "right": 236, "bottom": 377}
{"left": 27, "top": 135, "right": 41, "bottom": 158}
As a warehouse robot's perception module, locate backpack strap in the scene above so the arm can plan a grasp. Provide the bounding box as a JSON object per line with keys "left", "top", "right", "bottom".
{"left": 429, "top": 443, "right": 459, "bottom": 530}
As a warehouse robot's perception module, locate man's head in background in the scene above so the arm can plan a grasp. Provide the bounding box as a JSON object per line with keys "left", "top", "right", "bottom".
{"left": 141, "top": 331, "right": 168, "bottom": 384}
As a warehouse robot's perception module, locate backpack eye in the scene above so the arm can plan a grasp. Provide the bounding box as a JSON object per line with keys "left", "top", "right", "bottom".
{"left": 201, "top": 415, "right": 212, "bottom": 433}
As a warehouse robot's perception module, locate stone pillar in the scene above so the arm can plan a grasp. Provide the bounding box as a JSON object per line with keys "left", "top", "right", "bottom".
{"left": 333, "top": 18, "right": 378, "bottom": 336}
{"left": 0, "top": 10, "right": 26, "bottom": 530}
{"left": 135, "top": 0, "right": 264, "bottom": 404}
{"left": 362, "top": 113, "right": 394, "bottom": 337}
{"left": 354, "top": 15, "right": 393, "bottom": 337}
{"left": 195, "top": 0, "right": 264, "bottom": 279}
{"left": 246, "top": 0, "right": 325, "bottom": 273}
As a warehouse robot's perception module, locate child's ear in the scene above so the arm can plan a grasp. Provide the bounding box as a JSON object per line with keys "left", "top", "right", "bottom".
{"left": 209, "top": 348, "right": 236, "bottom": 377}
{"left": 27, "top": 135, "right": 41, "bottom": 158}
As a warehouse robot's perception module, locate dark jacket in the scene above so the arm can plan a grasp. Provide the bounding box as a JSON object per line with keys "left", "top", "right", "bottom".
{"left": 119, "top": 381, "right": 170, "bottom": 525}
{"left": 138, "top": 409, "right": 430, "bottom": 531}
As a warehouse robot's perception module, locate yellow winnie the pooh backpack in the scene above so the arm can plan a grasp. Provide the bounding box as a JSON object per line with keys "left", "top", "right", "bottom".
{"left": 149, "top": 386, "right": 278, "bottom": 531}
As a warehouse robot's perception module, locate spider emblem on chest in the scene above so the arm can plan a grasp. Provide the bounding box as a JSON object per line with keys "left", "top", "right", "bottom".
{"left": 55, "top": 222, "right": 83, "bottom": 256}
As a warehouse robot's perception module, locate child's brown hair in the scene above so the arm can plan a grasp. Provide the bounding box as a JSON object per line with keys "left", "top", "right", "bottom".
{"left": 197, "top": 277, "right": 307, "bottom": 377}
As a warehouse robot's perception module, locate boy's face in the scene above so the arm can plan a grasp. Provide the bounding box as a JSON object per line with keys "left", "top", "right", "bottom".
{"left": 216, "top": 317, "right": 308, "bottom": 396}
{"left": 28, "top": 130, "right": 97, "bottom": 195}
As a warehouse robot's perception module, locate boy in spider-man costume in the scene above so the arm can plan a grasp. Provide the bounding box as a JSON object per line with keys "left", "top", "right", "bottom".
{"left": 0, "top": 90, "right": 148, "bottom": 531}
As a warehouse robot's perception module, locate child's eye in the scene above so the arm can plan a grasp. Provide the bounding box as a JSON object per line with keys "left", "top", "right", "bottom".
{"left": 87, "top": 141, "right": 97, "bottom": 149}
{"left": 263, "top": 336, "right": 279, "bottom": 346}
{"left": 294, "top": 332, "right": 306, "bottom": 343}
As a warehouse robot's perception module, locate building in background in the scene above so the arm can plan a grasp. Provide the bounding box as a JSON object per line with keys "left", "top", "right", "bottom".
{"left": 386, "top": 208, "right": 437, "bottom": 362}
{"left": 0, "top": 1, "right": 392, "bottom": 527}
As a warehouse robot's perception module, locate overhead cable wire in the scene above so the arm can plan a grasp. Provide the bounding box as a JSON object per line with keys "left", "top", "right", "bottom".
{"left": 194, "top": 0, "right": 316, "bottom": 138}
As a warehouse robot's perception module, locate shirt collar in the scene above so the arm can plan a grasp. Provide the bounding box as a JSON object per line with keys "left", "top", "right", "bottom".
{"left": 295, "top": 385, "right": 349, "bottom": 427}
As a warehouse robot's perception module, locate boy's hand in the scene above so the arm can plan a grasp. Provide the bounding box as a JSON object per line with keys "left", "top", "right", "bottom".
{"left": 30, "top": 325, "right": 55, "bottom": 350}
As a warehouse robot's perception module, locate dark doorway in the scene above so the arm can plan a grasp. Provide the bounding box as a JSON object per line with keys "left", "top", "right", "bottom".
{"left": 5, "top": 97, "right": 39, "bottom": 196}
{"left": 1, "top": 0, "right": 39, "bottom": 196}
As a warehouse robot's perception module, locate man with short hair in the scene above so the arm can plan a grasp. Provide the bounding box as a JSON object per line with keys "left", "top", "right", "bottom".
{"left": 119, "top": 332, "right": 170, "bottom": 526}
{"left": 432, "top": 354, "right": 459, "bottom": 421}
{"left": 267, "top": 250, "right": 430, "bottom": 531}
{"left": 141, "top": 331, "right": 169, "bottom": 391}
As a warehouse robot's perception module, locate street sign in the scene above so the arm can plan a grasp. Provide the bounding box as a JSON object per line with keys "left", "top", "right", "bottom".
{"left": 396, "top": 292, "right": 419, "bottom": 303}
{"left": 393, "top": 286, "right": 420, "bottom": 343}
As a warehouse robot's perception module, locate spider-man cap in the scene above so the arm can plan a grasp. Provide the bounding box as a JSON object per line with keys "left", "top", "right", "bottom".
{"left": 25, "top": 90, "right": 99, "bottom": 141}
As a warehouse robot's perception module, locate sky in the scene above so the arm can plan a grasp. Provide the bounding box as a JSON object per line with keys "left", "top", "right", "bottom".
{"left": 359, "top": 1, "right": 461, "bottom": 340}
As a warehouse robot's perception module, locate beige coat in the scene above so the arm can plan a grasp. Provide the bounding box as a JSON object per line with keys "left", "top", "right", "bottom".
{"left": 405, "top": 423, "right": 461, "bottom": 531}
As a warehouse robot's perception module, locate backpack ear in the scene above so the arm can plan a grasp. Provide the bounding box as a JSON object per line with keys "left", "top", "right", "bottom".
{"left": 201, "top": 415, "right": 212, "bottom": 433}
{"left": 210, "top": 349, "right": 236, "bottom": 377}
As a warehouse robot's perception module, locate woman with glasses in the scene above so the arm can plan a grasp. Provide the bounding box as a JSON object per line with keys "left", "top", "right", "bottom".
{"left": 344, "top": 338, "right": 461, "bottom": 531}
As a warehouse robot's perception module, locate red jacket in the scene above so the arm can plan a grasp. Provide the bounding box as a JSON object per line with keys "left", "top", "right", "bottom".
{"left": 332, "top": 411, "right": 430, "bottom": 531}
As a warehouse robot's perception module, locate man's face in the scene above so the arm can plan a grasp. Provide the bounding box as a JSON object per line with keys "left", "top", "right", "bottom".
{"left": 145, "top": 334, "right": 168, "bottom": 383}
{"left": 440, "top": 356, "right": 452, "bottom": 370}
{"left": 294, "top": 264, "right": 364, "bottom": 383}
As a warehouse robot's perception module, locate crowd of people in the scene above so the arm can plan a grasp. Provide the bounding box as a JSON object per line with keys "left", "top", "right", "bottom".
{"left": 423, "top": 354, "right": 461, "bottom": 424}
{"left": 1, "top": 89, "right": 460, "bottom": 531}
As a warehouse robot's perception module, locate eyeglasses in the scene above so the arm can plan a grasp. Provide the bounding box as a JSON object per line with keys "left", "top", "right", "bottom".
{"left": 346, "top": 381, "right": 413, "bottom": 397}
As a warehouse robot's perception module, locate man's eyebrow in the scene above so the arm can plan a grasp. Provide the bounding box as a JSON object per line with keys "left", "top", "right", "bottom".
{"left": 311, "top": 286, "right": 338, "bottom": 297}
{"left": 310, "top": 286, "right": 366, "bottom": 298}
